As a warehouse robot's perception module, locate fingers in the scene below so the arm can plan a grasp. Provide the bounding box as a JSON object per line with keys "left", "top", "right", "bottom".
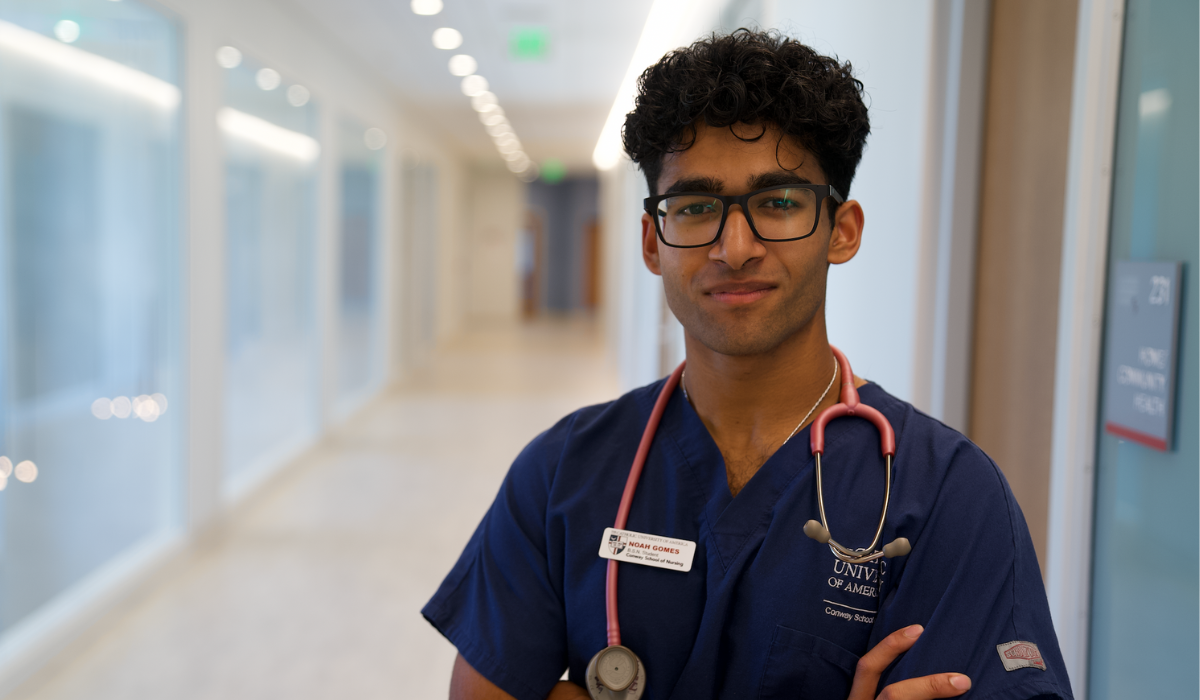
{"left": 876, "top": 673, "right": 971, "bottom": 700}
{"left": 846, "top": 625, "right": 924, "bottom": 700}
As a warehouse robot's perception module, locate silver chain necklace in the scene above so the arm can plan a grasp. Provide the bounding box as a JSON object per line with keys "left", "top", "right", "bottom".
{"left": 681, "top": 357, "right": 840, "bottom": 447}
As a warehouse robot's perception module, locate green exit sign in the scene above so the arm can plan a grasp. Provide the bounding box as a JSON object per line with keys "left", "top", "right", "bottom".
{"left": 510, "top": 26, "right": 549, "bottom": 61}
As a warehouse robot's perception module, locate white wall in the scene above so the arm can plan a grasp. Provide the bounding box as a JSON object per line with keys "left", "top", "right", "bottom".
{"left": 466, "top": 167, "right": 524, "bottom": 321}
{"left": 773, "top": 0, "right": 933, "bottom": 403}
{"left": 601, "top": 160, "right": 663, "bottom": 391}
{"left": 432, "top": 156, "right": 470, "bottom": 340}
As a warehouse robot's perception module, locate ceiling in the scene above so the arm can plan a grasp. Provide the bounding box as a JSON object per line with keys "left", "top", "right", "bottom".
{"left": 287, "top": 0, "right": 654, "bottom": 172}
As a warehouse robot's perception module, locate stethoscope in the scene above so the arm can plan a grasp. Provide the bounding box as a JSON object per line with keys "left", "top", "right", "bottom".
{"left": 585, "top": 346, "right": 911, "bottom": 700}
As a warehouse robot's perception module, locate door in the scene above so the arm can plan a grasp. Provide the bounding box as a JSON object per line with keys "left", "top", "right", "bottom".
{"left": 1087, "top": 1, "right": 1198, "bottom": 697}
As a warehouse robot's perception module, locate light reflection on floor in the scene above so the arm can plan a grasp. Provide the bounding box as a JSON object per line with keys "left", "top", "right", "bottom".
{"left": 16, "top": 316, "right": 617, "bottom": 700}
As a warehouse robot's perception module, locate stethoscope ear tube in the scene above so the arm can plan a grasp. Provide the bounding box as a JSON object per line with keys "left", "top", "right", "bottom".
{"left": 594, "top": 363, "right": 684, "bottom": 699}
{"left": 605, "top": 362, "right": 684, "bottom": 648}
{"left": 805, "top": 346, "right": 909, "bottom": 564}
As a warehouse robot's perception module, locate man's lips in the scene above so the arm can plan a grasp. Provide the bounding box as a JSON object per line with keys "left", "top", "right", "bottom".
{"left": 705, "top": 282, "right": 776, "bottom": 305}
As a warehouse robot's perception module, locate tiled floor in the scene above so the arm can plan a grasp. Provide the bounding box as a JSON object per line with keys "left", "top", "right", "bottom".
{"left": 17, "top": 318, "right": 619, "bottom": 700}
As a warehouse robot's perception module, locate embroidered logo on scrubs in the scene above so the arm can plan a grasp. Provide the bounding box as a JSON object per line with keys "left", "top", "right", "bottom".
{"left": 827, "top": 559, "right": 884, "bottom": 598}
{"left": 608, "top": 532, "right": 628, "bottom": 556}
{"left": 996, "top": 641, "right": 1046, "bottom": 671}
{"left": 821, "top": 558, "right": 884, "bottom": 624}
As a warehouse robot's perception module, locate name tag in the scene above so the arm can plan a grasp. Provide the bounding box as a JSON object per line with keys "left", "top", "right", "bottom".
{"left": 598, "top": 527, "right": 696, "bottom": 572}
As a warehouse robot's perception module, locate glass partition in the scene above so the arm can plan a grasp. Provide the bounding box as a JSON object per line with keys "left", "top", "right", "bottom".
{"left": 0, "top": 0, "right": 180, "bottom": 632}
{"left": 338, "top": 118, "right": 384, "bottom": 404}
{"left": 1088, "top": 0, "right": 1198, "bottom": 696}
{"left": 219, "top": 49, "right": 320, "bottom": 493}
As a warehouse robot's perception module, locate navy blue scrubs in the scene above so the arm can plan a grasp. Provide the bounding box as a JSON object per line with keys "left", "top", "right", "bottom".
{"left": 423, "top": 379, "right": 1073, "bottom": 700}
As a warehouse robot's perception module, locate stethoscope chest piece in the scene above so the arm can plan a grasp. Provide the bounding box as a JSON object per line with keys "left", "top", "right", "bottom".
{"left": 586, "top": 645, "right": 645, "bottom": 700}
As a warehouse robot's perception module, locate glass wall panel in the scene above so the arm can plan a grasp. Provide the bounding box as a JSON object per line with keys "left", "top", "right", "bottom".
{"left": 338, "top": 119, "right": 384, "bottom": 402}
{"left": 1089, "top": 0, "right": 1198, "bottom": 696}
{"left": 219, "top": 51, "right": 320, "bottom": 490}
{"left": 0, "top": 0, "right": 180, "bottom": 632}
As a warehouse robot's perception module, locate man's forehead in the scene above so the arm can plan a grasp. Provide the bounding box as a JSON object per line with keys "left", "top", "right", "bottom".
{"left": 662, "top": 171, "right": 817, "bottom": 195}
{"left": 656, "top": 123, "right": 823, "bottom": 193}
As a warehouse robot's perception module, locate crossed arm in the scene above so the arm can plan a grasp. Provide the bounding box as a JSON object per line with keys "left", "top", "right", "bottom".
{"left": 448, "top": 625, "right": 971, "bottom": 700}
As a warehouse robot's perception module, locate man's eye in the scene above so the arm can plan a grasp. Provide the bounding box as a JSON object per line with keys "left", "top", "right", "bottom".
{"left": 763, "top": 198, "right": 800, "bottom": 210}
{"left": 678, "top": 203, "right": 715, "bottom": 216}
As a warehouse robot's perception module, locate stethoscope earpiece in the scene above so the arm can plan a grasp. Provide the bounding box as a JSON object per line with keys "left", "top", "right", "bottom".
{"left": 803, "top": 519, "right": 911, "bottom": 562}
{"left": 803, "top": 519, "right": 831, "bottom": 543}
{"left": 882, "top": 537, "right": 911, "bottom": 558}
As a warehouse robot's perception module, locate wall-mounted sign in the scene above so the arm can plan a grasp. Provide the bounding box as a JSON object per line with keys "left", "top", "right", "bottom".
{"left": 1102, "top": 260, "right": 1183, "bottom": 450}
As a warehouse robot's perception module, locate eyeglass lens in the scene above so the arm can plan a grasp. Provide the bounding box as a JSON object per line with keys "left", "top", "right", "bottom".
{"left": 655, "top": 187, "right": 819, "bottom": 246}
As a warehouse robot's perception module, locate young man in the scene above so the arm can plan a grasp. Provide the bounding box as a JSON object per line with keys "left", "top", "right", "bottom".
{"left": 424, "top": 30, "right": 1072, "bottom": 700}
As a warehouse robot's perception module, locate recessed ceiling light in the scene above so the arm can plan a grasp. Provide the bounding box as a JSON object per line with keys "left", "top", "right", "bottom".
{"left": 432, "top": 27, "right": 463, "bottom": 50}
{"left": 216, "top": 45, "right": 242, "bottom": 68}
{"left": 287, "top": 84, "right": 310, "bottom": 106}
{"left": 14, "top": 460, "right": 37, "bottom": 483}
{"left": 461, "top": 75, "right": 488, "bottom": 97}
{"left": 470, "top": 92, "right": 498, "bottom": 111}
{"left": 364, "top": 128, "right": 387, "bottom": 150}
{"left": 411, "top": 0, "right": 443, "bottom": 15}
{"left": 54, "top": 19, "right": 80, "bottom": 43}
{"left": 449, "top": 54, "right": 477, "bottom": 76}
{"left": 256, "top": 68, "right": 281, "bottom": 91}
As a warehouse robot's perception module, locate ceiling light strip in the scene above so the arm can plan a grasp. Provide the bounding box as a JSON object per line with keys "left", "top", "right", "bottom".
{"left": 592, "top": 0, "right": 725, "bottom": 170}
{"left": 0, "top": 19, "right": 180, "bottom": 110}
{"left": 217, "top": 107, "right": 320, "bottom": 162}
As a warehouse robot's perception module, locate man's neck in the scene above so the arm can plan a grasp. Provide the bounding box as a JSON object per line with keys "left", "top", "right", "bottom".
{"left": 682, "top": 321, "right": 842, "bottom": 496}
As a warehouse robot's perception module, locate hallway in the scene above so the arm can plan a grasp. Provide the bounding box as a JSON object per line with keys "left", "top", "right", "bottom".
{"left": 15, "top": 319, "right": 617, "bottom": 700}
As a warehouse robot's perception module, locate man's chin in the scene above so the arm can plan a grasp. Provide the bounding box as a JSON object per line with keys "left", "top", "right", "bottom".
{"left": 689, "top": 324, "right": 793, "bottom": 357}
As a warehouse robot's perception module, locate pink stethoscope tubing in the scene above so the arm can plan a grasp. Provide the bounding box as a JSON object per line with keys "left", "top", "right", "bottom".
{"left": 604, "top": 345, "right": 908, "bottom": 648}
{"left": 605, "top": 362, "right": 685, "bottom": 647}
{"left": 803, "top": 345, "right": 909, "bottom": 565}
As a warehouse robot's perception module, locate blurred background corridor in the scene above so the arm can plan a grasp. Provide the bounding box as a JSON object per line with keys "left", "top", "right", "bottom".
{"left": 0, "top": 0, "right": 1194, "bottom": 698}
{"left": 13, "top": 319, "right": 617, "bottom": 700}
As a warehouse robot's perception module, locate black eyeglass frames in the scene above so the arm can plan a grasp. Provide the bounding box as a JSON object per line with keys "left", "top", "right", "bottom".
{"left": 643, "top": 184, "right": 844, "bottom": 248}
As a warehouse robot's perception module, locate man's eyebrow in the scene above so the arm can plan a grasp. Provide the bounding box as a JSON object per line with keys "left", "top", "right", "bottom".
{"left": 747, "top": 172, "right": 814, "bottom": 190}
{"left": 664, "top": 176, "right": 724, "bottom": 194}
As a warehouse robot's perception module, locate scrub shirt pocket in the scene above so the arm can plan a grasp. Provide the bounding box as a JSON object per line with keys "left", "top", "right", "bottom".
{"left": 757, "top": 625, "right": 860, "bottom": 700}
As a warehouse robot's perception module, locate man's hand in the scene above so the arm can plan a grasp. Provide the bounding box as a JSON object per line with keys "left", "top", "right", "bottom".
{"left": 452, "top": 627, "right": 970, "bottom": 700}
{"left": 847, "top": 625, "right": 972, "bottom": 700}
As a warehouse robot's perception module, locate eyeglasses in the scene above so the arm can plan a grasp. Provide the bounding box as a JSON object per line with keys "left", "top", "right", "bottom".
{"left": 644, "top": 184, "right": 844, "bottom": 248}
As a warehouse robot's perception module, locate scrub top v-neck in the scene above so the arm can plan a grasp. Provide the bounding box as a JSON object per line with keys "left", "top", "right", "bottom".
{"left": 422, "top": 379, "right": 1073, "bottom": 700}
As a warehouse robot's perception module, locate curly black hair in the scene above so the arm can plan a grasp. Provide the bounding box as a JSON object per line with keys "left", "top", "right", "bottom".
{"left": 622, "top": 29, "right": 870, "bottom": 215}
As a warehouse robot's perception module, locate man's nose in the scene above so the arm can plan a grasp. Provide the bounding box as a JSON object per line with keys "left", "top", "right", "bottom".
{"left": 710, "top": 206, "right": 765, "bottom": 269}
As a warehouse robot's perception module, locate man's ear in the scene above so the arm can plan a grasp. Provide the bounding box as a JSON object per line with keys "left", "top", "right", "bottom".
{"left": 827, "top": 199, "right": 865, "bottom": 265}
{"left": 642, "top": 213, "right": 663, "bottom": 275}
